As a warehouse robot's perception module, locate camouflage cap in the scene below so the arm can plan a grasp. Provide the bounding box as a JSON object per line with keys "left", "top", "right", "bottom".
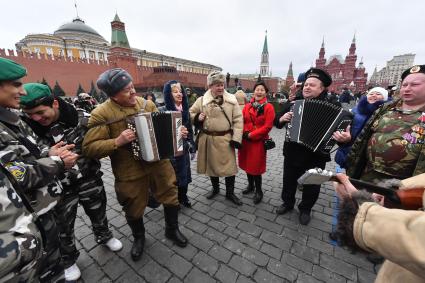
{"left": 21, "top": 83, "right": 52, "bottom": 108}
{"left": 0, "top": 57, "right": 27, "bottom": 81}
{"left": 401, "top": 65, "right": 425, "bottom": 81}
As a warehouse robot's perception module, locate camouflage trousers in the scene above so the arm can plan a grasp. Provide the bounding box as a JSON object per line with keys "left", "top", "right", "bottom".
{"left": 54, "top": 177, "right": 112, "bottom": 268}
{"left": 37, "top": 212, "right": 65, "bottom": 283}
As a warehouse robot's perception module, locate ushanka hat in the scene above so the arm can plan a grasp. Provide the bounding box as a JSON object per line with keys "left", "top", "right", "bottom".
{"left": 401, "top": 65, "right": 425, "bottom": 81}
{"left": 0, "top": 57, "right": 27, "bottom": 81}
{"left": 304, "top": 68, "right": 332, "bottom": 87}
{"left": 207, "top": 71, "right": 226, "bottom": 86}
{"left": 96, "top": 68, "right": 133, "bottom": 97}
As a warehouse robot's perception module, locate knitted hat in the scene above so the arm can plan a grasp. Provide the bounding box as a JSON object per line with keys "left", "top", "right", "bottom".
{"left": 367, "top": 87, "right": 388, "bottom": 101}
{"left": 96, "top": 68, "right": 133, "bottom": 97}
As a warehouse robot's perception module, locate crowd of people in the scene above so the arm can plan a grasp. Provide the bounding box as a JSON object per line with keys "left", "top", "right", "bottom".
{"left": 0, "top": 55, "right": 424, "bottom": 282}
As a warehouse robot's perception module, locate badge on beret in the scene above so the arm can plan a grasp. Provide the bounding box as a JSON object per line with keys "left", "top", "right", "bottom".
{"left": 410, "top": 65, "right": 421, "bottom": 74}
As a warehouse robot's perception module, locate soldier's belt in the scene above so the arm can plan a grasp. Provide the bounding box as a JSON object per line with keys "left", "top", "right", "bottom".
{"left": 202, "top": 129, "right": 233, "bottom": 136}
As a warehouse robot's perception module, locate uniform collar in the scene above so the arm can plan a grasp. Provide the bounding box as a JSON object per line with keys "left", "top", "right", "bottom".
{"left": 0, "top": 106, "right": 20, "bottom": 126}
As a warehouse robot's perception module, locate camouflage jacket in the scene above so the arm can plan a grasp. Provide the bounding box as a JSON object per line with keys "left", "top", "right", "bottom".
{"left": 23, "top": 98, "right": 102, "bottom": 187}
{"left": 0, "top": 164, "right": 44, "bottom": 282}
{"left": 346, "top": 99, "right": 425, "bottom": 179}
{"left": 0, "top": 106, "right": 64, "bottom": 215}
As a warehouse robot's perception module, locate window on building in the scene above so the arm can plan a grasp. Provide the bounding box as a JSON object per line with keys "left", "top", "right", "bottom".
{"left": 34, "top": 47, "right": 40, "bottom": 54}
{"left": 67, "top": 50, "right": 73, "bottom": 57}
{"left": 98, "top": 52, "right": 104, "bottom": 60}
{"left": 79, "top": 50, "right": 86, "bottom": 59}
{"left": 45, "top": 48, "right": 53, "bottom": 55}
{"left": 89, "top": 51, "right": 95, "bottom": 60}
{"left": 59, "top": 49, "right": 64, "bottom": 56}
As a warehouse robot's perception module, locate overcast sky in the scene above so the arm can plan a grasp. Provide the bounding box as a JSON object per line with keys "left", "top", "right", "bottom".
{"left": 1, "top": 0, "right": 424, "bottom": 79}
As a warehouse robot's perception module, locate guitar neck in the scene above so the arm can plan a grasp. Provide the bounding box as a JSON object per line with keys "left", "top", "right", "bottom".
{"left": 329, "top": 176, "right": 397, "bottom": 197}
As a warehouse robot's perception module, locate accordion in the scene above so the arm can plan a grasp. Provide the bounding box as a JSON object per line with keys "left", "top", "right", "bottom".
{"left": 127, "top": 111, "right": 184, "bottom": 162}
{"left": 288, "top": 99, "right": 353, "bottom": 154}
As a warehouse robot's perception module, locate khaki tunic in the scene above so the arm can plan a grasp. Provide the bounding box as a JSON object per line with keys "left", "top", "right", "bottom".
{"left": 190, "top": 90, "right": 243, "bottom": 177}
{"left": 82, "top": 97, "right": 178, "bottom": 218}
{"left": 354, "top": 202, "right": 425, "bottom": 282}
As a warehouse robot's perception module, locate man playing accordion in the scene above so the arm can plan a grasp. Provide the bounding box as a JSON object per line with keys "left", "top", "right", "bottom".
{"left": 274, "top": 68, "right": 350, "bottom": 225}
{"left": 83, "top": 68, "right": 188, "bottom": 262}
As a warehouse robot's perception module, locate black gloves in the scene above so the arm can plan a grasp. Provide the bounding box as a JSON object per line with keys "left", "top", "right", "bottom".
{"left": 229, "top": 140, "right": 242, "bottom": 149}
{"left": 242, "top": 132, "right": 250, "bottom": 140}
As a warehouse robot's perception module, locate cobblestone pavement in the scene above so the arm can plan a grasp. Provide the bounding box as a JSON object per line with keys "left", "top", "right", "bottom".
{"left": 74, "top": 128, "right": 378, "bottom": 283}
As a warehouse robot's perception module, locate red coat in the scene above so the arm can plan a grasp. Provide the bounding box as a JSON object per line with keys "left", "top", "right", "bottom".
{"left": 238, "top": 97, "right": 275, "bottom": 175}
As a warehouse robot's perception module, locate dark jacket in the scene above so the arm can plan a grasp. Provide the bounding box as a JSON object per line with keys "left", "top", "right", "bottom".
{"left": 274, "top": 91, "right": 339, "bottom": 167}
{"left": 159, "top": 81, "right": 195, "bottom": 187}
{"left": 335, "top": 96, "right": 384, "bottom": 168}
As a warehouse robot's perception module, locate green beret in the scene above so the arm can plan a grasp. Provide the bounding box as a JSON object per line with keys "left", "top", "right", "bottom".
{"left": 0, "top": 57, "right": 27, "bottom": 81}
{"left": 21, "top": 83, "right": 52, "bottom": 108}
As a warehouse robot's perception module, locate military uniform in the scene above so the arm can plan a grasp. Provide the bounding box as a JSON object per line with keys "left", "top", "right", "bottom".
{"left": 0, "top": 107, "right": 64, "bottom": 282}
{"left": 23, "top": 97, "right": 114, "bottom": 269}
{"left": 347, "top": 99, "right": 425, "bottom": 182}
{"left": 0, "top": 164, "right": 43, "bottom": 282}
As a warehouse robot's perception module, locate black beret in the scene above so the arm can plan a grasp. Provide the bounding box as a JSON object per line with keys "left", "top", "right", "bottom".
{"left": 305, "top": 68, "right": 332, "bottom": 87}
{"left": 401, "top": 65, "right": 425, "bottom": 81}
{"left": 96, "top": 68, "right": 133, "bottom": 97}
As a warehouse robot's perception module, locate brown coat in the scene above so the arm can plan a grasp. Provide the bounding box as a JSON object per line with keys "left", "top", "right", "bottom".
{"left": 190, "top": 90, "right": 243, "bottom": 177}
{"left": 354, "top": 202, "right": 425, "bottom": 282}
{"left": 82, "top": 97, "right": 158, "bottom": 181}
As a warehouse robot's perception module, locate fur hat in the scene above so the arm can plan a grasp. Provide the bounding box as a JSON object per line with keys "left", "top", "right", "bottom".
{"left": 207, "top": 71, "right": 225, "bottom": 86}
{"left": 367, "top": 87, "right": 388, "bottom": 101}
{"left": 96, "top": 68, "right": 133, "bottom": 97}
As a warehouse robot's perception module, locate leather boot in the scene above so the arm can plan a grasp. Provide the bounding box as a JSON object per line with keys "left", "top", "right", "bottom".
{"left": 178, "top": 185, "right": 192, "bottom": 208}
{"left": 253, "top": 175, "right": 263, "bottom": 204}
{"left": 206, "top": 177, "right": 220, "bottom": 199}
{"left": 164, "top": 206, "right": 188, "bottom": 247}
{"left": 126, "top": 217, "right": 145, "bottom": 261}
{"left": 242, "top": 174, "right": 254, "bottom": 195}
{"left": 225, "top": 176, "right": 242, "bottom": 206}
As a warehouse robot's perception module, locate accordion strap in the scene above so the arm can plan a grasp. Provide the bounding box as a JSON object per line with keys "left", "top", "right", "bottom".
{"left": 88, "top": 98, "right": 148, "bottom": 129}
{"left": 217, "top": 104, "right": 232, "bottom": 130}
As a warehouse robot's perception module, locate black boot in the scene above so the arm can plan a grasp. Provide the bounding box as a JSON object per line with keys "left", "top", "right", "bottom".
{"left": 253, "top": 175, "right": 263, "bottom": 204}
{"left": 178, "top": 185, "right": 192, "bottom": 208}
{"left": 126, "top": 217, "right": 145, "bottom": 261}
{"left": 242, "top": 174, "right": 254, "bottom": 195}
{"left": 225, "top": 176, "right": 242, "bottom": 206}
{"left": 206, "top": 177, "right": 220, "bottom": 199}
{"left": 164, "top": 206, "right": 188, "bottom": 247}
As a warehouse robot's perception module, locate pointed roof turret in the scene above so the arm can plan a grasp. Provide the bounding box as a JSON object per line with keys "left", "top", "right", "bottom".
{"left": 321, "top": 36, "right": 325, "bottom": 48}
{"left": 111, "top": 13, "right": 130, "bottom": 48}
{"left": 113, "top": 13, "right": 121, "bottom": 22}
{"left": 352, "top": 32, "right": 356, "bottom": 43}
{"left": 262, "top": 30, "right": 268, "bottom": 54}
{"left": 287, "top": 62, "right": 293, "bottom": 77}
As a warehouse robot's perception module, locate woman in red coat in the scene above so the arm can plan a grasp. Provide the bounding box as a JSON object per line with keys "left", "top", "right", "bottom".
{"left": 238, "top": 81, "right": 275, "bottom": 204}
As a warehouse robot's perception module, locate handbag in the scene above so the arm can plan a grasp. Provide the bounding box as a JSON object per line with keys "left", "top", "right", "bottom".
{"left": 263, "top": 138, "right": 276, "bottom": 150}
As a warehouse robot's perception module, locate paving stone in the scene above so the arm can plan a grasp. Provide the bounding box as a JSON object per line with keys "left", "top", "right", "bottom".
{"left": 190, "top": 233, "right": 214, "bottom": 252}
{"left": 215, "top": 264, "right": 239, "bottom": 283}
{"left": 208, "top": 219, "right": 228, "bottom": 232}
{"left": 282, "top": 253, "right": 313, "bottom": 274}
{"left": 223, "top": 237, "right": 245, "bottom": 255}
{"left": 237, "top": 211, "right": 256, "bottom": 222}
{"left": 164, "top": 254, "right": 193, "bottom": 279}
{"left": 204, "top": 227, "right": 228, "bottom": 244}
{"left": 254, "top": 217, "right": 282, "bottom": 234}
{"left": 139, "top": 260, "right": 171, "bottom": 283}
{"left": 238, "top": 233, "right": 263, "bottom": 250}
{"left": 192, "top": 211, "right": 211, "bottom": 223}
{"left": 89, "top": 244, "right": 116, "bottom": 266}
{"left": 222, "top": 214, "right": 241, "bottom": 227}
{"left": 283, "top": 227, "right": 308, "bottom": 245}
{"left": 170, "top": 243, "right": 198, "bottom": 261}
{"left": 290, "top": 242, "right": 320, "bottom": 264}
{"left": 296, "top": 272, "right": 322, "bottom": 283}
{"left": 223, "top": 226, "right": 241, "bottom": 238}
{"left": 241, "top": 246, "right": 269, "bottom": 266}
{"left": 255, "top": 208, "right": 277, "bottom": 222}
{"left": 334, "top": 246, "right": 374, "bottom": 271}
{"left": 187, "top": 219, "right": 209, "bottom": 234}
{"left": 307, "top": 237, "right": 334, "bottom": 255}
{"left": 312, "top": 265, "right": 346, "bottom": 283}
{"left": 260, "top": 230, "right": 292, "bottom": 251}
{"left": 185, "top": 267, "right": 217, "bottom": 283}
{"left": 209, "top": 245, "right": 233, "bottom": 263}
{"left": 267, "top": 258, "right": 298, "bottom": 281}
{"left": 115, "top": 271, "right": 145, "bottom": 283}
{"left": 146, "top": 241, "right": 174, "bottom": 265}
{"left": 80, "top": 263, "right": 107, "bottom": 283}
{"left": 320, "top": 253, "right": 357, "bottom": 281}
{"left": 358, "top": 267, "right": 378, "bottom": 283}
{"left": 238, "top": 221, "right": 262, "bottom": 237}
{"left": 253, "top": 268, "right": 289, "bottom": 283}
{"left": 260, "top": 242, "right": 282, "bottom": 260}
{"left": 102, "top": 255, "right": 130, "bottom": 280}
{"left": 208, "top": 209, "right": 226, "bottom": 220}
{"left": 228, "top": 255, "right": 257, "bottom": 277}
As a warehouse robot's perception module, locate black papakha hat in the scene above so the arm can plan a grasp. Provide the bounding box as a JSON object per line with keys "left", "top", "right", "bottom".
{"left": 96, "top": 68, "right": 133, "bottom": 97}
{"left": 305, "top": 68, "right": 332, "bottom": 87}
